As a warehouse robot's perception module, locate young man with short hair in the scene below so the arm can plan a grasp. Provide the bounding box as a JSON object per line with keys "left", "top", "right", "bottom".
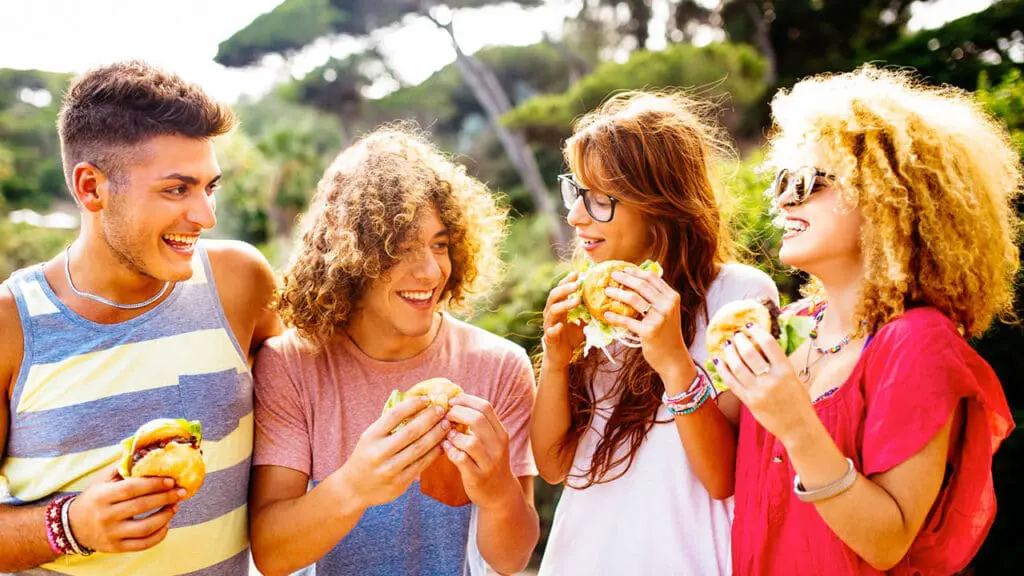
{"left": 0, "top": 60, "right": 281, "bottom": 574}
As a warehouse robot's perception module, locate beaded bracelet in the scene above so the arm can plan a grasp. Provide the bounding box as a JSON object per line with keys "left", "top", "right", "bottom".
{"left": 44, "top": 495, "right": 93, "bottom": 557}
{"left": 663, "top": 368, "right": 712, "bottom": 415}
{"left": 666, "top": 383, "right": 711, "bottom": 415}
{"left": 61, "top": 496, "right": 92, "bottom": 556}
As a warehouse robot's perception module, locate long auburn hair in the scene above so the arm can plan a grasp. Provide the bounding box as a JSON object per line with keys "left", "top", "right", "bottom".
{"left": 563, "top": 90, "right": 734, "bottom": 487}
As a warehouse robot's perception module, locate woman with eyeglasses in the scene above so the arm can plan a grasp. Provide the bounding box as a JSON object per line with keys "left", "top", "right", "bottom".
{"left": 721, "top": 66, "right": 1017, "bottom": 575}
{"left": 532, "top": 90, "right": 777, "bottom": 575}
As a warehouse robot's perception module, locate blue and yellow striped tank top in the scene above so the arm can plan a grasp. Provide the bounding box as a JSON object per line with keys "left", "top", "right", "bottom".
{"left": 1, "top": 243, "right": 253, "bottom": 575}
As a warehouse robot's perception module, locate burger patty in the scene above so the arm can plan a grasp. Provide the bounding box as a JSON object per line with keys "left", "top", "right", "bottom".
{"left": 131, "top": 436, "right": 199, "bottom": 465}
{"left": 760, "top": 298, "right": 782, "bottom": 340}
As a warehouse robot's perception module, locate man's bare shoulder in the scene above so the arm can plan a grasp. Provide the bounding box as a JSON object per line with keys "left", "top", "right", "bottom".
{"left": 203, "top": 239, "right": 278, "bottom": 297}
{"left": 0, "top": 284, "right": 24, "bottom": 397}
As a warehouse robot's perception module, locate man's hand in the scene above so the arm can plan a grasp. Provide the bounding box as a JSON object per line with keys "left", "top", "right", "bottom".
{"left": 68, "top": 476, "right": 185, "bottom": 553}
{"left": 444, "top": 394, "right": 521, "bottom": 510}
{"left": 336, "top": 396, "right": 449, "bottom": 510}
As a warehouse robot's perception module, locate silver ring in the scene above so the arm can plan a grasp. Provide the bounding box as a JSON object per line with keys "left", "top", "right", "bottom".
{"left": 753, "top": 366, "right": 771, "bottom": 377}
{"left": 641, "top": 302, "right": 653, "bottom": 316}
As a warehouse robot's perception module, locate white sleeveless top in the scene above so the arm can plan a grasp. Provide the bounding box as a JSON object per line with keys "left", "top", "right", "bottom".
{"left": 539, "top": 264, "right": 778, "bottom": 576}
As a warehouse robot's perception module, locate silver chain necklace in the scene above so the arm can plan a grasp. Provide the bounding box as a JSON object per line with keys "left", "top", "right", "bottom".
{"left": 64, "top": 246, "right": 171, "bottom": 310}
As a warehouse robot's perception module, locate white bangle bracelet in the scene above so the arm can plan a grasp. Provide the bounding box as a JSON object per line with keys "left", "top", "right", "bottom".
{"left": 793, "top": 457, "right": 857, "bottom": 503}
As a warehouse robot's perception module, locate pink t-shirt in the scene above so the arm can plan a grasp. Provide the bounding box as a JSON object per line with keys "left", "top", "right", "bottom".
{"left": 252, "top": 313, "right": 537, "bottom": 575}
{"left": 732, "top": 306, "right": 1015, "bottom": 576}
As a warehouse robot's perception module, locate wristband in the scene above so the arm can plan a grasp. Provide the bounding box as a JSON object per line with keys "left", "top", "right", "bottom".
{"left": 794, "top": 457, "right": 857, "bottom": 502}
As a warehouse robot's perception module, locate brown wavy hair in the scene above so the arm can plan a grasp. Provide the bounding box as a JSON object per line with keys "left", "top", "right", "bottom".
{"left": 767, "top": 65, "right": 1022, "bottom": 338}
{"left": 277, "top": 125, "right": 509, "bottom": 349}
{"left": 563, "top": 90, "right": 735, "bottom": 487}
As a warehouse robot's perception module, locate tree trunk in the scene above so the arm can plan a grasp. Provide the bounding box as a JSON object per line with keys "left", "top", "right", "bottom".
{"left": 422, "top": 8, "right": 571, "bottom": 252}
{"left": 746, "top": 1, "right": 777, "bottom": 86}
{"left": 543, "top": 33, "right": 593, "bottom": 85}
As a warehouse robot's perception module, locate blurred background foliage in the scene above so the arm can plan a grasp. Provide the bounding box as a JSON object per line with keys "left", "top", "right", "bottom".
{"left": 2, "top": 0, "right": 1022, "bottom": 570}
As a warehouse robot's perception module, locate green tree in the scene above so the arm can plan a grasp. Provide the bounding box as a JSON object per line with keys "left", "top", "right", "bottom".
{"left": 0, "top": 69, "right": 71, "bottom": 209}
{"left": 871, "top": 0, "right": 1024, "bottom": 90}
{"left": 970, "top": 67, "right": 1024, "bottom": 574}
{"left": 216, "top": 0, "right": 572, "bottom": 248}
{"left": 503, "top": 42, "right": 768, "bottom": 146}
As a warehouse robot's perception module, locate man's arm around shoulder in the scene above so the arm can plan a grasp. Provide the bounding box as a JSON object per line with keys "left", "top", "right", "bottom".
{"left": 204, "top": 239, "right": 283, "bottom": 357}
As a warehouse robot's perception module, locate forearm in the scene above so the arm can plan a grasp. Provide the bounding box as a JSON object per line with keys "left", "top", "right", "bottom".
{"left": 531, "top": 359, "right": 576, "bottom": 483}
{"left": 475, "top": 482, "right": 539, "bottom": 575}
{"left": 781, "top": 416, "right": 926, "bottom": 570}
{"left": 663, "top": 362, "right": 737, "bottom": 499}
{"left": 250, "top": 471, "right": 366, "bottom": 576}
{"left": 0, "top": 505, "right": 59, "bottom": 572}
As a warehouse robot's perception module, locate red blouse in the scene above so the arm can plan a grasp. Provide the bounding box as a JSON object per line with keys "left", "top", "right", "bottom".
{"left": 732, "top": 306, "right": 1014, "bottom": 575}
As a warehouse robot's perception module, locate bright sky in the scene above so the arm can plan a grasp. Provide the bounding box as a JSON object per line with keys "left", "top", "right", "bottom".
{"left": 0, "top": 0, "right": 996, "bottom": 104}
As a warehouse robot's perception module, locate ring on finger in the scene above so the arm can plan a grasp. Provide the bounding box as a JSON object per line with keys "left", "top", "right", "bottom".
{"left": 752, "top": 365, "right": 771, "bottom": 377}
{"left": 640, "top": 302, "right": 653, "bottom": 316}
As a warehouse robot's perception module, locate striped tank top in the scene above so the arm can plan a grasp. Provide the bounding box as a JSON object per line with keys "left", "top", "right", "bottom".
{"left": 1, "top": 243, "right": 253, "bottom": 575}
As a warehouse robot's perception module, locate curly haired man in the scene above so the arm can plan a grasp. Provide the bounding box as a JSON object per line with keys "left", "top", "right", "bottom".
{"left": 248, "top": 126, "right": 539, "bottom": 576}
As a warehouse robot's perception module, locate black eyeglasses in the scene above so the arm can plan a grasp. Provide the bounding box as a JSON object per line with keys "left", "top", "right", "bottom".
{"left": 557, "top": 173, "right": 618, "bottom": 222}
{"left": 771, "top": 167, "right": 835, "bottom": 206}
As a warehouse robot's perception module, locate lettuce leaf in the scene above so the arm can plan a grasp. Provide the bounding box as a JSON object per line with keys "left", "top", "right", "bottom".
{"left": 779, "top": 314, "right": 815, "bottom": 356}
{"left": 566, "top": 259, "right": 663, "bottom": 362}
{"left": 704, "top": 358, "right": 728, "bottom": 392}
{"left": 704, "top": 311, "right": 816, "bottom": 391}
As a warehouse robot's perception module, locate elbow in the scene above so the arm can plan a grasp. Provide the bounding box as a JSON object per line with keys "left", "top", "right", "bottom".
{"left": 862, "top": 544, "right": 912, "bottom": 572}
{"left": 707, "top": 483, "right": 735, "bottom": 501}
{"left": 536, "top": 464, "right": 567, "bottom": 486}
{"left": 252, "top": 551, "right": 294, "bottom": 576}
{"left": 698, "top": 471, "right": 735, "bottom": 500}
{"left": 250, "top": 528, "right": 292, "bottom": 576}
{"left": 534, "top": 457, "right": 568, "bottom": 485}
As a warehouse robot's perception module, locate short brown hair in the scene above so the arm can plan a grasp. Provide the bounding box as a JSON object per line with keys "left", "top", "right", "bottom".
{"left": 277, "top": 125, "right": 508, "bottom": 348}
{"left": 58, "top": 60, "right": 235, "bottom": 194}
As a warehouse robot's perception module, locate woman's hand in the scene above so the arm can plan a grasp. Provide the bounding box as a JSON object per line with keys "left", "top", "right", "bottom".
{"left": 714, "top": 324, "right": 816, "bottom": 442}
{"left": 603, "top": 267, "right": 692, "bottom": 381}
{"left": 541, "top": 271, "right": 585, "bottom": 370}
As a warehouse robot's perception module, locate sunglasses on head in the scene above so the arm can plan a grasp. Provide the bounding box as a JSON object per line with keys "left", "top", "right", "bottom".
{"left": 557, "top": 173, "right": 618, "bottom": 223}
{"left": 771, "top": 167, "right": 835, "bottom": 205}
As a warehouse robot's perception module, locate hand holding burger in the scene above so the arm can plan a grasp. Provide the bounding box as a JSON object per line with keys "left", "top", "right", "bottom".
{"left": 383, "top": 378, "right": 470, "bottom": 507}
{"left": 118, "top": 418, "right": 205, "bottom": 500}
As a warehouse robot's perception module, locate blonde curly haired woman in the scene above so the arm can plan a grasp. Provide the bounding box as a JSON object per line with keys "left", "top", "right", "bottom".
{"left": 717, "top": 66, "right": 1019, "bottom": 575}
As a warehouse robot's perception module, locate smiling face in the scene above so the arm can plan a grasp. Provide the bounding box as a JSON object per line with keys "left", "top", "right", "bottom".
{"left": 774, "top": 143, "right": 864, "bottom": 280}
{"left": 92, "top": 134, "right": 220, "bottom": 282}
{"left": 566, "top": 175, "right": 653, "bottom": 265}
{"left": 356, "top": 204, "right": 452, "bottom": 341}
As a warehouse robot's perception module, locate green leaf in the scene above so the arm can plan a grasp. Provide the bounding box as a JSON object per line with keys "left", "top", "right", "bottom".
{"left": 780, "top": 315, "right": 815, "bottom": 356}
{"left": 186, "top": 420, "right": 203, "bottom": 444}
{"left": 639, "top": 260, "right": 663, "bottom": 277}
{"left": 704, "top": 358, "right": 727, "bottom": 391}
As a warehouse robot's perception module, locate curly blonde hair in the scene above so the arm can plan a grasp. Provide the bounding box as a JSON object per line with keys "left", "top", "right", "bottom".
{"left": 277, "top": 125, "right": 509, "bottom": 348}
{"left": 767, "top": 65, "right": 1022, "bottom": 338}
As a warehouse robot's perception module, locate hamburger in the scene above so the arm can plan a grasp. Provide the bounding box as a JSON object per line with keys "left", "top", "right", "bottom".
{"left": 565, "top": 259, "right": 664, "bottom": 361}
{"left": 704, "top": 298, "right": 814, "bottom": 390}
{"left": 382, "top": 378, "right": 470, "bottom": 507}
{"left": 118, "top": 418, "right": 205, "bottom": 500}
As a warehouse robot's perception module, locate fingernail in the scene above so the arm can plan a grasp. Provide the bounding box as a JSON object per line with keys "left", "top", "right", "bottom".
{"left": 725, "top": 339, "right": 733, "bottom": 347}
{"left": 164, "top": 478, "right": 175, "bottom": 488}
{"left": 447, "top": 430, "right": 456, "bottom": 439}
{"left": 442, "top": 440, "right": 452, "bottom": 451}
{"left": 435, "top": 406, "right": 445, "bottom": 416}
{"left": 713, "top": 357, "right": 720, "bottom": 365}
{"left": 441, "top": 420, "right": 451, "bottom": 430}
{"left": 177, "top": 488, "right": 187, "bottom": 498}
{"left": 745, "top": 323, "right": 753, "bottom": 329}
